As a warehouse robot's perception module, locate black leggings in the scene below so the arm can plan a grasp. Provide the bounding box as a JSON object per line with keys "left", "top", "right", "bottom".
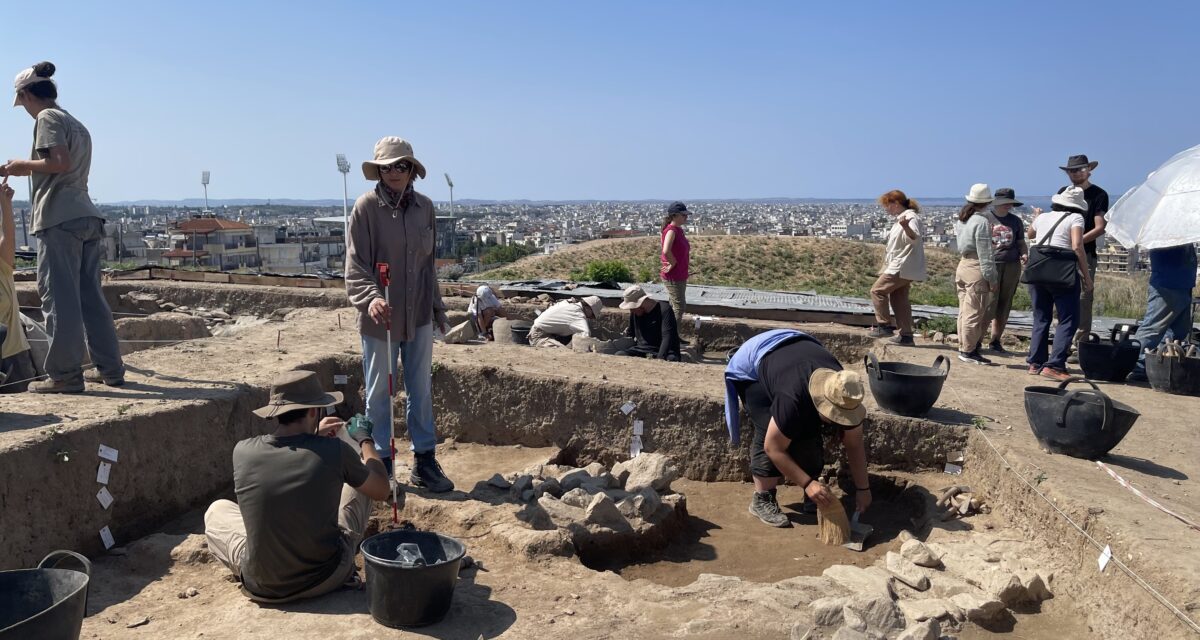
{"left": 735, "top": 379, "right": 825, "bottom": 479}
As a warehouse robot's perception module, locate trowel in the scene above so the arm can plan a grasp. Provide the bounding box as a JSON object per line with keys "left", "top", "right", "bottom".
{"left": 842, "top": 513, "right": 874, "bottom": 552}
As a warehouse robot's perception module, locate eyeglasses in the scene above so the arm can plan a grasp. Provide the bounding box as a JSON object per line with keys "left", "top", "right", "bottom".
{"left": 1066, "top": 167, "right": 1088, "bottom": 174}
{"left": 379, "top": 162, "right": 412, "bottom": 175}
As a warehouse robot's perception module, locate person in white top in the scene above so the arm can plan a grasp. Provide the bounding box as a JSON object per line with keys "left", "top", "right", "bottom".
{"left": 1024, "top": 186, "right": 1093, "bottom": 381}
{"left": 467, "top": 284, "right": 505, "bottom": 340}
{"left": 869, "top": 190, "right": 927, "bottom": 345}
{"left": 528, "top": 296, "right": 604, "bottom": 347}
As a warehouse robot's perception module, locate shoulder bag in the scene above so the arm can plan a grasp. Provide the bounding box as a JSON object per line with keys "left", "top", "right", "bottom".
{"left": 1020, "top": 213, "right": 1079, "bottom": 289}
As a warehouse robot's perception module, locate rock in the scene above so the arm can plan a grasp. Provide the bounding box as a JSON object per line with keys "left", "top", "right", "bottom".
{"left": 169, "top": 535, "right": 212, "bottom": 566}
{"left": 823, "top": 565, "right": 894, "bottom": 600}
{"left": 536, "top": 293, "right": 553, "bottom": 302}
{"left": 1016, "top": 570, "right": 1053, "bottom": 602}
{"left": 789, "top": 623, "right": 816, "bottom": 640}
{"left": 270, "top": 307, "right": 294, "bottom": 320}
{"left": 886, "top": 552, "right": 930, "bottom": 591}
{"left": 610, "top": 460, "right": 632, "bottom": 487}
{"left": 984, "top": 570, "right": 1027, "bottom": 606}
{"left": 842, "top": 604, "right": 868, "bottom": 632}
{"left": 616, "top": 497, "right": 639, "bottom": 519}
{"left": 949, "top": 593, "right": 1006, "bottom": 624}
{"left": 582, "top": 462, "right": 606, "bottom": 477}
{"left": 487, "top": 473, "right": 512, "bottom": 490}
{"left": 947, "top": 333, "right": 960, "bottom": 345}
{"left": 897, "top": 530, "right": 915, "bottom": 543}
{"left": 211, "top": 310, "right": 232, "bottom": 320}
{"left": 897, "top": 598, "right": 961, "bottom": 623}
{"left": 810, "top": 596, "right": 849, "bottom": 626}
{"left": 844, "top": 594, "right": 904, "bottom": 631}
{"left": 635, "top": 487, "right": 662, "bottom": 519}
{"left": 900, "top": 540, "right": 942, "bottom": 568}
{"left": 536, "top": 476, "right": 563, "bottom": 499}
{"left": 560, "top": 488, "right": 592, "bottom": 509}
{"left": 933, "top": 331, "right": 946, "bottom": 344}
{"left": 927, "top": 575, "right": 978, "bottom": 600}
{"left": 520, "top": 489, "right": 535, "bottom": 503}
{"left": 622, "top": 453, "right": 679, "bottom": 493}
{"left": 126, "top": 616, "right": 151, "bottom": 628}
{"left": 536, "top": 495, "right": 586, "bottom": 528}
{"left": 831, "top": 627, "right": 870, "bottom": 640}
{"left": 584, "top": 492, "right": 627, "bottom": 527}
{"left": 160, "top": 302, "right": 178, "bottom": 311}
{"left": 509, "top": 475, "right": 534, "bottom": 500}
{"left": 177, "top": 587, "right": 200, "bottom": 599}
{"left": 560, "top": 469, "right": 591, "bottom": 492}
{"left": 896, "top": 619, "right": 940, "bottom": 640}
{"left": 579, "top": 476, "right": 613, "bottom": 494}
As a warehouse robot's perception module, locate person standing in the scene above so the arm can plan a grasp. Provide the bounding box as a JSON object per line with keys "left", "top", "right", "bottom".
{"left": 345, "top": 137, "right": 453, "bottom": 493}
{"left": 1, "top": 62, "right": 124, "bottom": 393}
{"left": 1025, "top": 187, "right": 1094, "bottom": 381}
{"left": 660, "top": 202, "right": 691, "bottom": 330}
{"left": 982, "top": 188, "right": 1028, "bottom": 352}
{"left": 1128, "top": 244, "right": 1197, "bottom": 382}
{"left": 955, "top": 184, "right": 998, "bottom": 364}
{"left": 1056, "top": 155, "right": 1108, "bottom": 361}
{"left": 868, "top": 190, "right": 926, "bottom": 345}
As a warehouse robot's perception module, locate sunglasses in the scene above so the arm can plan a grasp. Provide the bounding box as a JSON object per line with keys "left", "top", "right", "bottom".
{"left": 1066, "top": 167, "right": 1088, "bottom": 174}
{"left": 379, "top": 162, "right": 412, "bottom": 175}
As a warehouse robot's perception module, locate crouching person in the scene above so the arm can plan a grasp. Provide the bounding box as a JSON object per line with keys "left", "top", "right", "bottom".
{"left": 724, "top": 329, "right": 871, "bottom": 528}
{"left": 617, "top": 284, "right": 681, "bottom": 361}
{"left": 528, "top": 295, "right": 603, "bottom": 347}
{"left": 205, "top": 370, "right": 390, "bottom": 603}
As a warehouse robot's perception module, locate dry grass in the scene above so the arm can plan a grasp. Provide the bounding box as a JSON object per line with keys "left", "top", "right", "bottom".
{"left": 1094, "top": 273, "right": 1149, "bottom": 320}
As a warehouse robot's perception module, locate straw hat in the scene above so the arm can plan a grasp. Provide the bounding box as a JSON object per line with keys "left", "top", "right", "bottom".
{"left": 362, "top": 137, "right": 427, "bottom": 181}
{"left": 965, "top": 183, "right": 994, "bottom": 204}
{"left": 252, "top": 370, "right": 343, "bottom": 419}
{"left": 619, "top": 284, "right": 653, "bottom": 310}
{"left": 1051, "top": 186, "right": 1088, "bottom": 213}
{"left": 807, "top": 369, "right": 867, "bottom": 427}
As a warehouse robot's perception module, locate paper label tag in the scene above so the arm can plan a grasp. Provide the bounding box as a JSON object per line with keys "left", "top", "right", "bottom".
{"left": 334, "top": 374, "right": 348, "bottom": 385}
{"left": 100, "top": 526, "right": 116, "bottom": 550}
{"left": 632, "top": 419, "right": 644, "bottom": 436}
{"left": 629, "top": 435, "right": 643, "bottom": 458}
{"left": 98, "top": 445, "right": 119, "bottom": 463}
{"left": 620, "top": 401, "right": 636, "bottom": 416}
{"left": 1098, "top": 545, "right": 1113, "bottom": 571}
{"left": 943, "top": 463, "right": 963, "bottom": 476}
{"left": 694, "top": 317, "right": 702, "bottom": 330}
{"left": 97, "top": 486, "right": 114, "bottom": 510}
{"left": 97, "top": 462, "right": 112, "bottom": 485}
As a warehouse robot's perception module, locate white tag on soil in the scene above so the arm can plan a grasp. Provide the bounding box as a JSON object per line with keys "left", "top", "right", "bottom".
{"left": 1098, "top": 545, "right": 1113, "bottom": 572}
{"left": 97, "top": 462, "right": 112, "bottom": 485}
{"left": 943, "top": 463, "right": 963, "bottom": 475}
{"left": 100, "top": 526, "right": 115, "bottom": 549}
{"left": 630, "top": 435, "right": 643, "bottom": 458}
{"left": 620, "top": 401, "right": 636, "bottom": 416}
{"left": 334, "top": 374, "right": 348, "bottom": 385}
{"left": 633, "top": 419, "right": 644, "bottom": 436}
{"left": 98, "top": 445, "right": 119, "bottom": 463}
{"left": 97, "top": 486, "right": 114, "bottom": 510}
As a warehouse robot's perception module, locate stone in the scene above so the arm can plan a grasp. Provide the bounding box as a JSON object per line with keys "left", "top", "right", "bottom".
{"left": 809, "top": 596, "right": 849, "bottom": 626}
{"left": 579, "top": 476, "right": 613, "bottom": 494}
{"left": 126, "top": 616, "right": 151, "bottom": 628}
{"left": 616, "top": 497, "right": 639, "bottom": 520}
{"left": 536, "top": 495, "right": 586, "bottom": 528}
{"left": 582, "top": 462, "right": 606, "bottom": 477}
{"left": 823, "top": 565, "right": 894, "bottom": 600}
{"left": 831, "top": 627, "right": 870, "bottom": 640}
{"left": 211, "top": 310, "right": 232, "bottom": 320}
{"left": 927, "top": 575, "right": 977, "bottom": 600}
{"left": 896, "top": 619, "right": 940, "bottom": 640}
{"left": 560, "top": 469, "right": 591, "bottom": 492}
{"left": 984, "top": 570, "right": 1027, "bottom": 606}
{"left": 933, "top": 331, "right": 945, "bottom": 344}
{"left": 584, "top": 492, "right": 627, "bottom": 527}
{"left": 947, "top": 333, "right": 960, "bottom": 345}
{"left": 560, "top": 488, "right": 592, "bottom": 509}
{"left": 897, "top": 529, "right": 915, "bottom": 543}
{"left": 177, "top": 587, "right": 200, "bottom": 599}
{"left": 844, "top": 594, "right": 904, "bottom": 632}
{"left": 900, "top": 539, "right": 942, "bottom": 568}
{"left": 520, "top": 489, "right": 535, "bottom": 503}
{"left": 635, "top": 487, "right": 662, "bottom": 519}
{"left": 536, "top": 476, "right": 563, "bottom": 499}
{"left": 509, "top": 474, "right": 534, "bottom": 501}
{"left": 486, "top": 473, "right": 512, "bottom": 490}
{"left": 622, "top": 453, "right": 679, "bottom": 493}
{"left": 949, "top": 593, "right": 1006, "bottom": 624}
{"left": 841, "top": 605, "right": 868, "bottom": 632}
{"left": 789, "top": 623, "right": 816, "bottom": 640}
{"left": 897, "top": 598, "right": 961, "bottom": 623}
{"left": 886, "top": 552, "right": 930, "bottom": 591}
{"left": 536, "top": 293, "right": 553, "bottom": 303}
{"left": 1016, "top": 570, "right": 1053, "bottom": 602}
{"left": 602, "top": 488, "right": 629, "bottom": 503}
{"left": 160, "top": 302, "right": 178, "bottom": 311}
{"left": 610, "top": 460, "right": 632, "bottom": 487}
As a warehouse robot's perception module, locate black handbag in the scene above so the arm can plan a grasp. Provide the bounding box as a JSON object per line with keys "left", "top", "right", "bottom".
{"left": 1020, "top": 213, "right": 1079, "bottom": 289}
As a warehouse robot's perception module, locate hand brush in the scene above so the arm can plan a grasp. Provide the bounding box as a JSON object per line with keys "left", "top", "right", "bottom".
{"left": 817, "top": 499, "right": 852, "bottom": 546}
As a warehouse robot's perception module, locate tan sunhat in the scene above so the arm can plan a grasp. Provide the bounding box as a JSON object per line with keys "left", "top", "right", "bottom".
{"left": 581, "top": 296, "right": 604, "bottom": 318}
{"left": 808, "top": 368, "right": 867, "bottom": 427}
{"left": 362, "top": 137, "right": 428, "bottom": 181}
{"left": 1051, "top": 186, "right": 1088, "bottom": 213}
{"left": 13, "top": 66, "right": 53, "bottom": 107}
{"left": 252, "top": 370, "right": 343, "bottom": 419}
{"left": 965, "top": 183, "right": 994, "bottom": 204}
{"left": 619, "top": 284, "right": 652, "bottom": 310}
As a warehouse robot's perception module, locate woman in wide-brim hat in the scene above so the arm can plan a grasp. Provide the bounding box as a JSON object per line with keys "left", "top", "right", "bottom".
{"left": 344, "top": 136, "right": 453, "bottom": 494}
{"left": 981, "top": 188, "right": 1029, "bottom": 353}
{"left": 954, "top": 184, "right": 999, "bottom": 365}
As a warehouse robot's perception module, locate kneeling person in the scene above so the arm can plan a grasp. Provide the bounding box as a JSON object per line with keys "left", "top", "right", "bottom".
{"left": 205, "top": 370, "right": 391, "bottom": 603}
{"left": 528, "top": 296, "right": 604, "bottom": 347}
{"left": 724, "top": 329, "right": 871, "bottom": 527}
{"left": 617, "top": 284, "right": 681, "bottom": 361}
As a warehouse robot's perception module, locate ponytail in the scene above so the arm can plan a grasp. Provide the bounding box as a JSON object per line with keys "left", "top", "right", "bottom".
{"left": 878, "top": 190, "right": 919, "bottom": 213}
{"left": 958, "top": 202, "right": 986, "bottom": 222}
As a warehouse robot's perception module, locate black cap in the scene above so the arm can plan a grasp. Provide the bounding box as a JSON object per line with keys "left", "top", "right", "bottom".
{"left": 667, "top": 201, "right": 690, "bottom": 214}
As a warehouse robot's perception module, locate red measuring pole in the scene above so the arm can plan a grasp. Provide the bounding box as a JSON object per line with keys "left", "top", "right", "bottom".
{"left": 377, "top": 263, "right": 399, "bottom": 523}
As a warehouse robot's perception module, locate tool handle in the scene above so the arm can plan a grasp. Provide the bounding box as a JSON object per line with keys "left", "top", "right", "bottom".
{"left": 376, "top": 262, "right": 391, "bottom": 287}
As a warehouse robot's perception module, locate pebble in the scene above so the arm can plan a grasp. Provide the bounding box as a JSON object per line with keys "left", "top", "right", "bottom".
{"left": 177, "top": 587, "right": 200, "bottom": 599}
{"left": 126, "top": 616, "right": 151, "bottom": 628}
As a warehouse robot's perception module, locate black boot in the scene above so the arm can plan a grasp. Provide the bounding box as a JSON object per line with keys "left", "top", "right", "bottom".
{"left": 410, "top": 451, "right": 454, "bottom": 493}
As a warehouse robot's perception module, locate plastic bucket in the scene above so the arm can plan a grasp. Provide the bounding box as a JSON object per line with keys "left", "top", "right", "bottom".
{"left": 864, "top": 353, "right": 949, "bottom": 417}
{"left": 1023, "top": 378, "right": 1140, "bottom": 460}
{"left": 509, "top": 321, "right": 532, "bottom": 345}
{"left": 1077, "top": 332, "right": 1141, "bottom": 382}
{"left": 0, "top": 551, "right": 91, "bottom": 640}
{"left": 360, "top": 530, "right": 466, "bottom": 628}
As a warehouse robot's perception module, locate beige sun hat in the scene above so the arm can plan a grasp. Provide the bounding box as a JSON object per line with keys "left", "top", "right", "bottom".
{"left": 807, "top": 368, "right": 867, "bottom": 427}
{"left": 1051, "top": 186, "right": 1088, "bottom": 212}
{"left": 252, "top": 370, "right": 343, "bottom": 419}
{"left": 965, "top": 183, "right": 994, "bottom": 204}
{"left": 362, "top": 137, "right": 428, "bottom": 181}
{"left": 581, "top": 296, "right": 604, "bottom": 318}
{"left": 13, "top": 66, "right": 53, "bottom": 107}
{"left": 619, "top": 284, "right": 652, "bottom": 310}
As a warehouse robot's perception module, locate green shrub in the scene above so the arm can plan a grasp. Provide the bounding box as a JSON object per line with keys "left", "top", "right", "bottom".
{"left": 575, "top": 260, "right": 632, "bottom": 283}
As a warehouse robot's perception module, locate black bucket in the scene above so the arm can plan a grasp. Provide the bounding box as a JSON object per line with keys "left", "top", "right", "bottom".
{"left": 509, "top": 321, "right": 532, "bottom": 345}
{"left": 0, "top": 550, "right": 91, "bottom": 640}
{"left": 361, "top": 530, "right": 466, "bottom": 628}
{"left": 864, "top": 352, "right": 949, "bottom": 417}
{"left": 1077, "top": 331, "right": 1141, "bottom": 382}
{"left": 1145, "top": 350, "right": 1200, "bottom": 397}
{"left": 1024, "top": 378, "right": 1140, "bottom": 460}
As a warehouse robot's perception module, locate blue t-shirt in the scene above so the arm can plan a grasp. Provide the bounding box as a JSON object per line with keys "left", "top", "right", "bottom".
{"left": 1148, "top": 245, "right": 1198, "bottom": 291}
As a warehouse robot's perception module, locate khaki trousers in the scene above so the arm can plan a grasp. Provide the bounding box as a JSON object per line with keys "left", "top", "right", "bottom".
{"left": 983, "top": 261, "right": 1023, "bottom": 335}
{"left": 955, "top": 258, "right": 991, "bottom": 352}
{"left": 662, "top": 279, "right": 687, "bottom": 329}
{"left": 870, "top": 274, "right": 914, "bottom": 336}
{"left": 204, "top": 484, "right": 371, "bottom": 604}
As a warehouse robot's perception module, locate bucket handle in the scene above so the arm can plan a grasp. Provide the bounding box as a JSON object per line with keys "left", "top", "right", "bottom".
{"left": 1085, "top": 332, "right": 1101, "bottom": 345}
{"left": 931, "top": 354, "right": 950, "bottom": 376}
{"left": 1054, "top": 378, "right": 1113, "bottom": 433}
{"left": 38, "top": 550, "right": 91, "bottom": 578}
{"left": 865, "top": 352, "right": 883, "bottom": 380}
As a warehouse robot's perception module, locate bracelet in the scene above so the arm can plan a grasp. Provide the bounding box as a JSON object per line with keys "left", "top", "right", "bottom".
{"left": 855, "top": 487, "right": 871, "bottom": 492}
{"left": 801, "top": 478, "right": 812, "bottom": 489}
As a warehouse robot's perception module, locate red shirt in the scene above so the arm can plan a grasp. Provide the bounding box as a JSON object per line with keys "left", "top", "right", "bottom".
{"left": 660, "top": 224, "right": 689, "bottom": 281}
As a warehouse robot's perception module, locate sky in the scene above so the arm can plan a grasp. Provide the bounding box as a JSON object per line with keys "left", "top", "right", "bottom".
{"left": 1, "top": 1, "right": 1198, "bottom": 204}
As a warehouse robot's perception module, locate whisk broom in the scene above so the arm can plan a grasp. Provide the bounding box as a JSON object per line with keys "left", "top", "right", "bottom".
{"left": 817, "top": 499, "right": 852, "bottom": 546}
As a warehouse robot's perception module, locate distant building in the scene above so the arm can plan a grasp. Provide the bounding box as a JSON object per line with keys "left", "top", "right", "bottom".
{"left": 164, "top": 216, "right": 259, "bottom": 270}
{"left": 1097, "top": 241, "right": 1148, "bottom": 274}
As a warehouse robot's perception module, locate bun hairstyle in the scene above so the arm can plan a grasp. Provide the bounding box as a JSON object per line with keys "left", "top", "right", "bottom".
{"left": 877, "top": 189, "right": 919, "bottom": 213}
{"left": 33, "top": 61, "right": 56, "bottom": 78}
{"left": 25, "top": 61, "right": 58, "bottom": 101}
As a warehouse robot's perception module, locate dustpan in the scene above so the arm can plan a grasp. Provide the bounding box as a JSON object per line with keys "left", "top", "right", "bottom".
{"left": 843, "top": 513, "right": 873, "bottom": 552}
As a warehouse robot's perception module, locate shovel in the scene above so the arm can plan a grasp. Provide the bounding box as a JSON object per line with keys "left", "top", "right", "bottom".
{"left": 842, "top": 512, "right": 874, "bottom": 552}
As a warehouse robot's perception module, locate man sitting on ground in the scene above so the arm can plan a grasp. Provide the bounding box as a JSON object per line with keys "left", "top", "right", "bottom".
{"left": 528, "top": 295, "right": 604, "bottom": 347}
{"left": 725, "top": 329, "right": 872, "bottom": 528}
{"left": 1129, "top": 243, "right": 1197, "bottom": 382}
{"left": 617, "top": 284, "right": 681, "bottom": 361}
{"left": 205, "top": 370, "right": 390, "bottom": 603}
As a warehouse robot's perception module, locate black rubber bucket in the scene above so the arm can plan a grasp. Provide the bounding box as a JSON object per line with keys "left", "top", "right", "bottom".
{"left": 0, "top": 550, "right": 91, "bottom": 640}
{"left": 864, "top": 352, "right": 949, "bottom": 417}
{"left": 361, "top": 530, "right": 466, "bottom": 628}
{"left": 1077, "top": 332, "right": 1142, "bottom": 382}
{"left": 1145, "top": 350, "right": 1200, "bottom": 397}
{"left": 509, "top": 321, "right": 532, "bottom": 345}
{"left": 1024, "top": 378, "right": 1140, "bottom": 460}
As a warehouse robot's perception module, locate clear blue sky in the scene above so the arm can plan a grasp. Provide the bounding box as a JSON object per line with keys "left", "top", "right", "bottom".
{"left": 2, "top": 1, "right": 1197, "bottom": 203}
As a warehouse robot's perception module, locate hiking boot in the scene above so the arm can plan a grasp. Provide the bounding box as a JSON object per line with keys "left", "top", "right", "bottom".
{"left": 410, "top": 452, "right": 455, "bottom": 493}
{"left": 84, "top": 369, "right": 125, "bottom": 387}
{"left": 1027, "top": 364, "right": 1043, "bottom": 375}
{"left": 988, "top": 340, "right": 1007, "bottom": 354}
{"left": 1040, "top": 367, "right": 1072, "bottom": 382}
{"left": 1067, "top": 354, "right": 1080, "bottom": 365}
{"left": 890, "top": 334, "right": 915, "bottom": 346}
{"left": 28, "top": 377, "right": 85, "bottom": 394}
{"left": 867, "top": 325, "right": 895, "bottom": 338}
{"left": 749, "top": 489, "right": 791, "bottom": 528}
{"left": 957, "top": 350, "right": 991, "bottom": 365}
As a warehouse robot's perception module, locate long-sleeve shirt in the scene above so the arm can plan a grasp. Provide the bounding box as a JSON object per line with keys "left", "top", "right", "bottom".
{"left": 880, "top": 209, "right": 927, "bottom": 281}
{"left": 724, "top": 329, "right": 821, "bottom": 443}
{"left": 344, "top": 186, "right": 447, "bottom": 342}
{"left": 955, "top": 215, "right": 998, "bottom": 284}
{"left": 532, "top": 300, "right": 591, "bottom": 338}
{"left": 623, "top": 301, "right": 680, "bottom": 360}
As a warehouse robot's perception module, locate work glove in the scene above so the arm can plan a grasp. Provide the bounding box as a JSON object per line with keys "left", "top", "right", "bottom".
{"left": 346, "top": 414, "right": 375, "bottom": 447}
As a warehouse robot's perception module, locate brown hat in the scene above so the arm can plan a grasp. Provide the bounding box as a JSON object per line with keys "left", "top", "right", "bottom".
{"left": 362, "top": 137, "right": 428, "bottom": 181}
{"left": 807, "top": 368, "right": 867, "bottom": 427}
{"left": 252, "top": 370, "right": 343, "bottom": 419}
{"left": 618, "top": 284, "right": 653, "bottom": 310}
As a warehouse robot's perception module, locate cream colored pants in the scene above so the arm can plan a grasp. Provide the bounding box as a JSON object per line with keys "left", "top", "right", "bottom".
{"left": 955, "top": 258, "right": 992, "bottom": 353}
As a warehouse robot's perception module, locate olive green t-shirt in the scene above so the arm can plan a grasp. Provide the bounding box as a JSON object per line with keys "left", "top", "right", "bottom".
{"left": 30, "top": 108, "right": 102, "bottom": 234}
{"left": 232, "top": 434, "right": 369, "bottom": 600}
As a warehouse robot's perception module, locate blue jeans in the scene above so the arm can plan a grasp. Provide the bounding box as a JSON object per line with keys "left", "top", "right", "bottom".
{"left": 35, "top": 217, "right": 125, "bottom": 382}
{"left": 1132, "top": 285, "right": 1194, "bottom": 376}
{"left": 1027, "top": 281, "right": 1080, "bottom": 371}
{"left": 361, "top": 323, "right": 436, "bottom": 458}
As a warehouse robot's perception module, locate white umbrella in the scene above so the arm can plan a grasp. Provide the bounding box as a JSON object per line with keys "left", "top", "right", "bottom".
{"left": 1106, "top": 143, "right": 1200, "bottom": 250}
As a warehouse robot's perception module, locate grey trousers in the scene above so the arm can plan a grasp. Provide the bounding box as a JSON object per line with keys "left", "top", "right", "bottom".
{"left": 35, "top": 217, "right": 124, "bottom": 382}
{"left": 1074, "top": 253, "right": 1099, "bottom": 346}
